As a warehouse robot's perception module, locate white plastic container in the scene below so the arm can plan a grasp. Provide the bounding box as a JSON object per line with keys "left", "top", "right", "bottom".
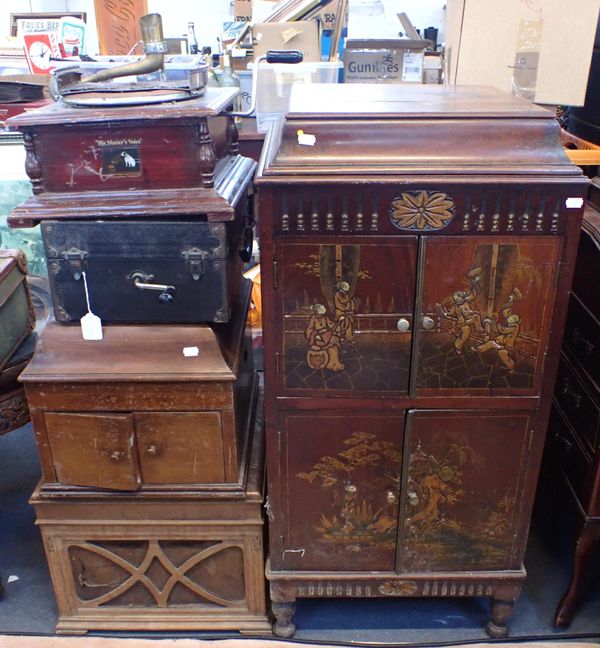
{"left": 252, "top": 61, "right": 342, "bottom": 132}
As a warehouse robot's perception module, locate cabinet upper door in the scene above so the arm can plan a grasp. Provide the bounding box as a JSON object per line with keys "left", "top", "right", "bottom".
{"left": 414, "top": 236, "right": 561, "bottom": 396}
{"left": 397, "top": 410, "right": 533, "bottom": 573}
{"left": 44, "top": 412, "right": 140, "bottom": 490}
{"left": 276, "top": 237, "right": 418, "bottom": 396}
{"left": 275, "top": 412, "right": 405, "bottom": 571}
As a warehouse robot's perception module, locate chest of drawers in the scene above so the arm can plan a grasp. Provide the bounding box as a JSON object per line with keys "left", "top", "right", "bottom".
{"left": 549, "top": 180, "right": 600, "bottom": 626}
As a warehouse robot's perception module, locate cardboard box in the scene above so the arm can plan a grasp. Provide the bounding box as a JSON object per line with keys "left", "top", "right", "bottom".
{"left": 316, "top": 0, "right": 337, "bottom": 30}
{"left": 233, "top": 0, "right": 252, "bottom": 21}
{"left": 343, "top": 38, "right": 426, "bottom": 83}
{"left": 252, "top": 21, "right": 321, "bottom": 63}
{"left": 445, "top": 0, "right": 600, "bottom": 106}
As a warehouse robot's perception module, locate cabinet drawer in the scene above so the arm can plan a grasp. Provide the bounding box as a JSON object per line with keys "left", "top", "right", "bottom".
{"left": 564, "top": 295, "right": 600, "bottom": 387}
{"left": 554, "top": 355, "right": 599, "bottom": 453}
{"left": 548, "top": 404, "right": 592, "bottom": 506}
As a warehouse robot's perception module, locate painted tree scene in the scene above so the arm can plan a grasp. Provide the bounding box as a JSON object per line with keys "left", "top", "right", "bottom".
{"left": 297, "top": 431, "right": 402, "bottom": 552}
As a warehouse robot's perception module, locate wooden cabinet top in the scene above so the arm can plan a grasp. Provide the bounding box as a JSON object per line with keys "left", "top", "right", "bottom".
{"left": 7, "top": 87, "right": 238, "bottom": 129}
{"left": 258, "top": 84, "right": 585, "bottom": 181}
{"left": 287, "top": 84, "right": 550, "bottom": 119}
{"left": 21, "top": 322, "right": 236, "bottom": 383}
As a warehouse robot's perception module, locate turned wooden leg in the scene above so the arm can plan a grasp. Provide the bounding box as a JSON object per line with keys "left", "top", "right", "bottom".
{"left": 554, "top": 521, "right": 599, "bottom": 627}
{"left": 272, "top": 600, "right": 296, "bottom": 638}
{"left": 485, "top": 596, "right": 515, "bottom": 638}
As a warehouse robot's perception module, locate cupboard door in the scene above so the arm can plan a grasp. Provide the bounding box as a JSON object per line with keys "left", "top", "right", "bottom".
{"left": 44, "top": 412, "right": 140, "bottom": 490}
{"left": 277, "top": 238, "right": 418, "bottom": 396}
{"left": 135, "top": 412, "right": 225, "bottom": 484}
{"left": 277, "top": 412, "right": 405, "bottom": 571}
{"left": 397, "top": 410, "right": 533, "bottom": 573}
{"left": 414, "top": 236, "right": 560, "bottom": 395}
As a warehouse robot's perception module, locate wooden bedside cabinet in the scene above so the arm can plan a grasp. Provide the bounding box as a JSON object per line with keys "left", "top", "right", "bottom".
{"left": 21, "top": 283, "right": 256, "bottom": 493}
{"left": 255, "top": 84, "right": 588, "bottom": 637}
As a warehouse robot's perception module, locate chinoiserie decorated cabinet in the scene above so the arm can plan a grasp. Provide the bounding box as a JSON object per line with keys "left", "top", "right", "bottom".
{"left": 255, "top": 84, "right": 589, "bottom": 637}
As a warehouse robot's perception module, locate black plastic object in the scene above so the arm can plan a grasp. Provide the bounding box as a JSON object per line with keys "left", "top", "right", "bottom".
{"left": 266, "top": 50, "right": 304, "bottom": 64}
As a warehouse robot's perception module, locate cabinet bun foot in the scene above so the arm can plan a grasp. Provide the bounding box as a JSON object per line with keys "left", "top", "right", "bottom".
{"left": 485, "top": 620, "right": 509, "bottom": 638}
{"left": 271, "top": 601, "right": 296, "bottom": 638}
{"left": 273, "top": 621, "right": 297, "bottom": 638}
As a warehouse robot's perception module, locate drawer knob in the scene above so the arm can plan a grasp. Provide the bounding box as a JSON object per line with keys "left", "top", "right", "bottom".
{"left": 386, "top": 490, "right": 397, "bottom": 505}
{"left": 109, "top": 451, "right": 123, "bottom": 462}
{"left": 422, "top": 316, "right": 435, "bottom": 330}
{"left": 396, "top": 318, "right": 410, "bottom": 332}
{"left": 345, "top": 484, "right": 357, "bottom": 494}
{"left": 146, "top": 444, "right": 158, "bottom": 456}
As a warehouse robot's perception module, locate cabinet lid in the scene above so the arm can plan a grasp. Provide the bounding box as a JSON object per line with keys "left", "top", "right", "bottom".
{"left": 258, "top": 84, "right": 584, "bottom": 180}
{"left": 21, "top": 322, "right": 236, "bottom": 382}
{"left": 6, "top": 87, "right": 238, "bottom": 129}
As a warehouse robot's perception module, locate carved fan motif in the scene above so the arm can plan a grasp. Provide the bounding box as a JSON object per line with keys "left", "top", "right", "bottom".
{"left": 389, "top": 191, "right": 455, "bottom": 230}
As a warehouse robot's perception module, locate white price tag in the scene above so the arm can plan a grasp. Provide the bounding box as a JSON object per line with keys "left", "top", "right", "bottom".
{"left": 565, "top": 197, "right": 584, "bottom": 209}
{"left": 297, "top": 129, "right": 316, "bottom": 146}
{"left": 402, "top": 52, "right": 423, "bottom": 82}
{"left": 79, "top": 271, "right": 103, "bottom": 340}
{"left": 80, "top": 312, "right": 103, "bottom": 340}
{"left": 183, "top": 346, "right": 199, "bottom": 357}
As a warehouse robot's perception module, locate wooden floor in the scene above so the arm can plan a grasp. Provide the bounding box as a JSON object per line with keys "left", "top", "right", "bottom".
{"left": 0, "top": 638, "right": 598, "bottom": 648}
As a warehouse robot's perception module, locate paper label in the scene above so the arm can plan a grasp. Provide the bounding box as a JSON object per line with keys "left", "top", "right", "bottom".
{"left": 565, "top": 197, "right": 584, "bottom": 209}
{"left": 402, "top": 52, "right": 423, "bottom": 82}
{"left": 297, "top": 129, "right": 316, "bottom": 146}
{"left": 183, "top": 346, "right": 200, "bottom": 357}
{"left": 80, "top": 312, "right": 103, "bottom": 340}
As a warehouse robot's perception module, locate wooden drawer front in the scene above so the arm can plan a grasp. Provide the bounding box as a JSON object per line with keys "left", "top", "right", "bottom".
{"left": 548, "top": 404, "right": 592, "bottom": 506}
{"left": 554, "top": 356, "right": 599, "bottom": 453}
{"left": 135, "top": 412, "right": 225, "bottom": 484}
{"left": 564, "top": 295, "right": 600, "bottom": 387}
{"left": 44, "top": 412, "right": 140, "bottom": 491}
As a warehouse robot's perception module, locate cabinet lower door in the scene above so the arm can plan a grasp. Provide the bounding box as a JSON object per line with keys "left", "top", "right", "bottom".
{"left": 397, "top": 410, "right": 534, "bottom": 573}
{"left": 44, "top": 412, "right": 140, "bottom": 490}
{"left": 135, "top": 411, "right": 225, "bottom": 484}
{"left": 276, "top": 412, "right": 405, "bottom": 571}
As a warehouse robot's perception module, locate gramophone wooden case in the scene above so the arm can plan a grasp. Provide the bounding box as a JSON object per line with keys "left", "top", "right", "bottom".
{"left": 7, "top": 89, "right": 242, "bottom": 224}
{"left": 256, "top": 84, "right": 588, "bottom": 637}
{"left": 7, "top": 89, "right": 256, "bottom": 324}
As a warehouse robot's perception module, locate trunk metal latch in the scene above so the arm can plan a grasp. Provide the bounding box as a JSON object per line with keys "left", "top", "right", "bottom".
{"left": 182, "top": 248, "right": 207, "bottom": 281}
{"left": 61, "top": 247, "right": 88, "bottom": 280}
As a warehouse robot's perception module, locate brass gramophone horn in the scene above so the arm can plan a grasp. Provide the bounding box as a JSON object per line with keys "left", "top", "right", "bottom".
{"left": 82, "top": 13, "right": 168, "bottom": 83}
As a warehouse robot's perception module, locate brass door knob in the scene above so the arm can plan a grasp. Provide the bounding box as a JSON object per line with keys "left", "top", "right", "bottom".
{"left": 345, "top": 484, "right": 357, "bottom": 494}
{"left": 396, "top": 318, "right": 410, "bottom": 332}
{"left": 146, "top": 444, "right": 158, "bottom": 456}
{"left": 386, "top": 490, "right": 397, "bottom": 504}
{"left": 422, "top": 316, "right": 435, "bottom": 330}
{"left": 109, "top": 451, "right": 122, "bottom": 462}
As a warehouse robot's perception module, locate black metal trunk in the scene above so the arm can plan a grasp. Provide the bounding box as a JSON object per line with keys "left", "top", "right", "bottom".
{"left": 42, "top": 219, "right": 247, "bottom": 324}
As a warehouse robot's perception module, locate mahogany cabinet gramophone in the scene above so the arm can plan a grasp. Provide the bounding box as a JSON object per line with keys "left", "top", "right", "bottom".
{"left": 256, "top": 84, "right": 588, "bottom": 637}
